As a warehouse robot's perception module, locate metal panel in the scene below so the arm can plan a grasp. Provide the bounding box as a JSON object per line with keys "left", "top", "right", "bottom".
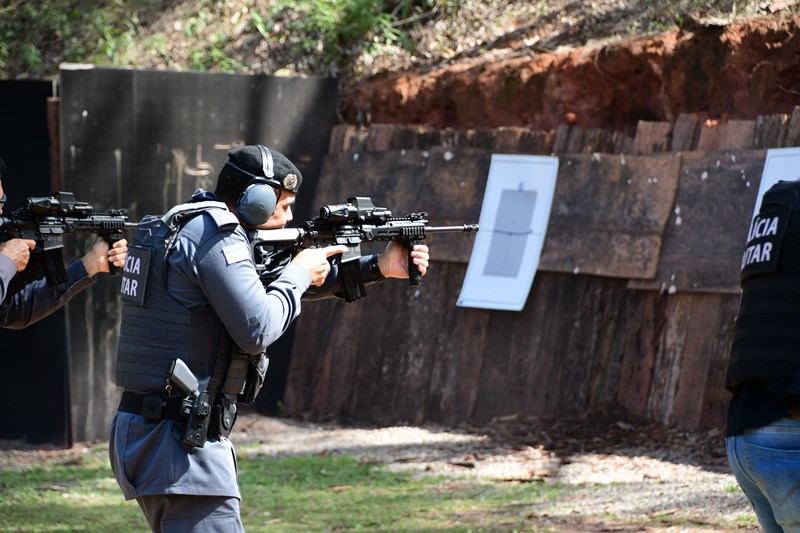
{"left": 0, "top": 80, "right": 70, "bottom": 446}
{"left": 59, "top": 67, "right": 338, "bottom": 440}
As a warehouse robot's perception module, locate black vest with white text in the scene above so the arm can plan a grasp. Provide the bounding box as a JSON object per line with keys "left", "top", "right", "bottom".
{"left": 115, "top": 202, "right": 238, "bottom": 392}
{"left": 727, "top": 180, "right": 800, "bottom": 390}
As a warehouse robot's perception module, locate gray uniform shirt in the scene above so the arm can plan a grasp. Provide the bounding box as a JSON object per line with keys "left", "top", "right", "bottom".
{"left": 110, "top": 210, "right": 311, "bottom": 501}
{"left": 0, "top": 254, "right": 95, "bottom": 329}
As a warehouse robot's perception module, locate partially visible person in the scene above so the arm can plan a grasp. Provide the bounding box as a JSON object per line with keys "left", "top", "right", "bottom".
{"left": 726, "top": 178, "right": 800, "bottom": 533}
{"left": 0, "top": 156, "right": 128, "bottom": 328}
{"left": 109, "top": 144, "right": 429, "bottom": 532}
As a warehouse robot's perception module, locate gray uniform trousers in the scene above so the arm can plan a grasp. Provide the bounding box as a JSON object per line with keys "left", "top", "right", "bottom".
{"left": 136, "top": 494, "right": 244, "bottom": 533}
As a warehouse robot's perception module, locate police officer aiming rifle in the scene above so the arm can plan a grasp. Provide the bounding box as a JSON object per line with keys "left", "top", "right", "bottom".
{"left": 109, "top": 145, "right": 430, "bottom": 532}
{"left": 0, "top": 156, "right": 128, "bottom": 328}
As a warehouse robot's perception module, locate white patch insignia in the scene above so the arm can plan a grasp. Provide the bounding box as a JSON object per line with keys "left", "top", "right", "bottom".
{"left": 223, "top": 243, "right": 251, "bottom": 265}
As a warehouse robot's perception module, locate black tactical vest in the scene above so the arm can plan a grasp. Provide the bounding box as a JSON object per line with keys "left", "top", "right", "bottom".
{"left": 727, "top": 180, "right": 800, "bottom": 390}
{"left": 115, "top": 202, "right": 239, "bottom": 392}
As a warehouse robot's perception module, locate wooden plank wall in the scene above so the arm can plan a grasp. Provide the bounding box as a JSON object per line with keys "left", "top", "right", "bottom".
{"left": 283, "top": 108, "right": 800, "bottom": 431}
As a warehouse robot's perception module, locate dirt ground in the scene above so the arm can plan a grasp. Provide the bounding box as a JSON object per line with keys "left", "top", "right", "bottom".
{"left": 231, "top": 412, "right": 757, "bottom": 532}
{"left": 1, "top": 409, "right": 757, "bottom": 532}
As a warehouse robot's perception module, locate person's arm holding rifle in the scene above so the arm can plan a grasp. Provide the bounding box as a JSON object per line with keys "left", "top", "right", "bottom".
{"left": 0, "top": 157, "right": 129, "bottom": 329}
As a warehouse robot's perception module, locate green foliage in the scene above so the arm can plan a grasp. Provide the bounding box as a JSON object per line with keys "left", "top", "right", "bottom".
{"left": 0, "top": 0, "right": 787, "bottom": 82}
{"left": 11, "top": 0, "right": 450, "bottom": 78}
{"left": 264, "top": 0, "right": 436, "bottom": 70}
{"left": 0, "top": 0, "right": 161, "bottom": 79}
{"left": 0, "top": 0, "right": 446, "bottom": 78}
{"left": 641, "top": 0, "right": 767, "bottom": 33}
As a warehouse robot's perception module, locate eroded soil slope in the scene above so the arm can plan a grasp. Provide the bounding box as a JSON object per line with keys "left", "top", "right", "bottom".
{"left": 343, "top": 15, "right": 800, "bottom": 135}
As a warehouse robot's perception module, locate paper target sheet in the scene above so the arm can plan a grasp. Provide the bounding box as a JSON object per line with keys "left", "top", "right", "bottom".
{"left": 457, "top": 154, "right": 559, "bottom": 311}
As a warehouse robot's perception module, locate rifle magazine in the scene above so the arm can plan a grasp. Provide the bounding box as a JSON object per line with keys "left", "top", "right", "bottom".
{"left": 339, "top": 258, "right": 366, "bottom": 303}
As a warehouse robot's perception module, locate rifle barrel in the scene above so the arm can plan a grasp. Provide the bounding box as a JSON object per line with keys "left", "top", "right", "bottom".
{"left": 427, "top": 224, "right": 479, "bottom": 233}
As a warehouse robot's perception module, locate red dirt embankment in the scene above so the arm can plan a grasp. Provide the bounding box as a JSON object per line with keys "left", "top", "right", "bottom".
{"left": 342, "top": 15, "right": 800, "bottom": 135}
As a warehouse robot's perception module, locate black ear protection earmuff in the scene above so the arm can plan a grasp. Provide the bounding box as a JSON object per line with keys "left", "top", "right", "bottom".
{"left": 236, "top": 145, "right": 278, "bottom": 227}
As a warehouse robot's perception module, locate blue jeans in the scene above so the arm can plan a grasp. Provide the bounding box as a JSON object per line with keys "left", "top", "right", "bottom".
{"left": 727, "top": 418, "right": 800, "bottom": 532}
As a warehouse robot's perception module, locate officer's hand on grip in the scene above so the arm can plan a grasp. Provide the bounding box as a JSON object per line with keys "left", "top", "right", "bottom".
{"left": 378, "top": 242, "right": 430, "bottom": 279}
{"left": 0, "top": 238, "right": 36, "bottom": 272}
{"left": 291, "top": 245, "right": 348, "bottom": 286}
{"left": 81, "top": 238, "right": 129, "bottom": 276}
{"left": 108, "top": 239, "right": 129, "bottom": 269}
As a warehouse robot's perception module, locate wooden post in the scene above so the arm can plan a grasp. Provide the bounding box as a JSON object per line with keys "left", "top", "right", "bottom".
{"left": 46, "top": 96, "right": 61, "bottom": 192}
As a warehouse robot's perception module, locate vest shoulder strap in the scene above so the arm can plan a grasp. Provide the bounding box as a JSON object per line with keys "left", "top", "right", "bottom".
{"left": 162, "top": 201, "right": 238, "bottom": 231}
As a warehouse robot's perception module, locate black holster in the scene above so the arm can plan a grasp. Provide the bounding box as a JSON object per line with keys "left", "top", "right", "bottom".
{"left": 211, "top": 394, "right": 238, "bottom": 438}
{"left": 239, "top": 354, "right": 269, "bottom": 405}
{"left": 178, "top": 376, "right": 219, "bottom": 448}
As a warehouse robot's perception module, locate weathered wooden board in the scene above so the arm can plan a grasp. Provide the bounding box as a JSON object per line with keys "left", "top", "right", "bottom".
{"left": 283, "top": 262, "right": 484, "bottom": 424}
{"left": 696, "top": 120, "right": 756, "bottom": 151}
{"left": 472, "top": 272, "right": 626, "bottom": 421}
{"left": 285, "top": 114, "right": 796, "bottom": 433}
{"left": 471, "top": 273, "right": 634, "bottom": 420}
{"left": 670, "top": 113, "right": 702, "bottom": 151}
{"left": 492, "top": 126, "right": 553, "bottom": 154}
{"left": 553, "top": 124, "right": 631, "bottom": 154}
{"left": 667, "top": 293, "right": 739, "bottom": 429}
{"left": 632, "top": 121, "right": 672, "bottom": 154}
{"left": 783, "top": 106, "right": 800, "bottom": 147}
{"left": 327, "top": 124, "right": 365, "bottom": 154}
{"left": 333, "top": 107, "right": 798, "bottom": 159}
{"left": 285, "top": 269, "right": 739, "bottom": 430}
{"left": 538, "top": 153, "right": 681, "bottom": 279}
{"left": 754, "top": 113, "right": 789, "bottom": 149}
{"left": 615, "top": 290, "right": 664, "bottom": 419}
{"left": 418, "top": 263, "right": 492, "bottom": 423}
{"left": 329, "top": 124, "right": 554, "bottom": 156}
{"left": 615, "top": 290, "right": 738, "bottom": 429}
{"left": 628, "top": 150, "right": 765, "bottom": 294}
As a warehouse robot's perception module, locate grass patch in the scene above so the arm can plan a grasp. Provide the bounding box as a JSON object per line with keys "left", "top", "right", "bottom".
{"left": 0, "top": 446, "right": 568, "bottom": 532}
{"left": 238, "top": 454, "right": 565, "bottom": 531}
{"left": 0, "top": 446, "right": 145, "bottom": 532}
{"left": 0, "top": 445, "right": 755, "bottom": 532}
{"left": 732, "top": 513, "right": 760, "bottom": 528}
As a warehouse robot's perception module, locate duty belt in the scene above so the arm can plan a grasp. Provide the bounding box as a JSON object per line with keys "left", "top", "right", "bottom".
{"left": 117, "top": 390, "right": 238, "bottom": 446}
{"left": 118, "top": 391, "right": 187, "bottom": 422}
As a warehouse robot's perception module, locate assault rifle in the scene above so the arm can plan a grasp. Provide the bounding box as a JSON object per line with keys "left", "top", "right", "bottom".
{"left": 251, "top": 196, "right": 479, "bottom": 302}
{"left": 0, "top": 191, "right": 134, "bottom": 289}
